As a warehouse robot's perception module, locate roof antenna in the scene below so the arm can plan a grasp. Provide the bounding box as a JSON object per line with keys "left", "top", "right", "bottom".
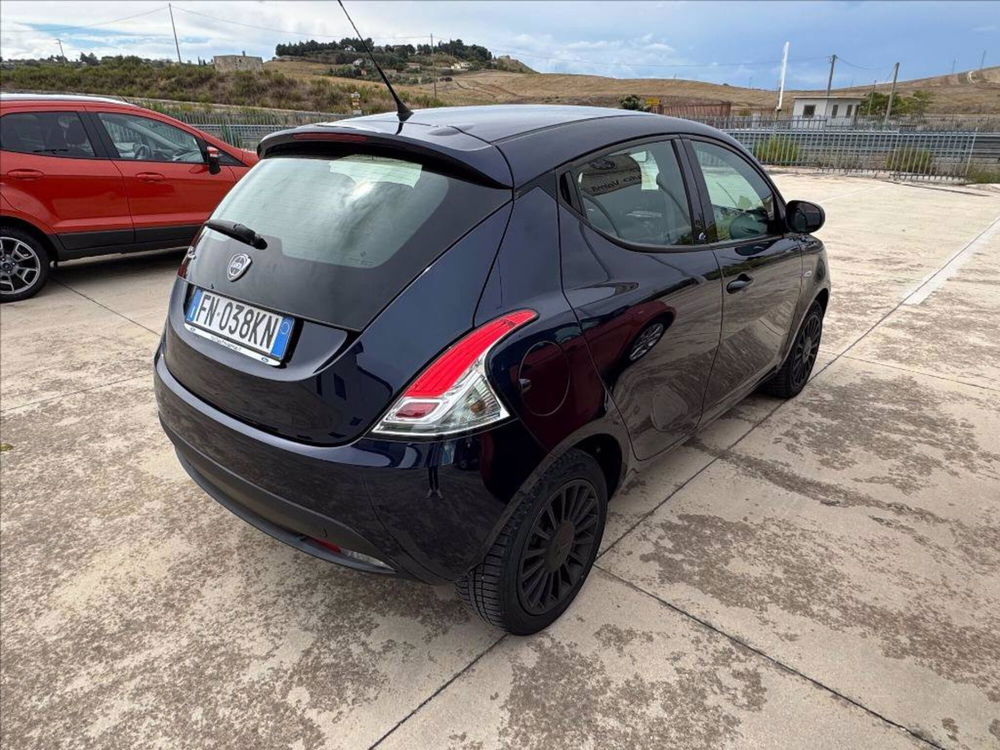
{"left": 336, "top": 0, "right": 413, "bottom": 122}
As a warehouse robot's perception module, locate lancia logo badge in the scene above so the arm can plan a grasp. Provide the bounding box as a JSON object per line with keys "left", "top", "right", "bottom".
{"left": 226, "top": 253, "right": 252, "bottom": 281}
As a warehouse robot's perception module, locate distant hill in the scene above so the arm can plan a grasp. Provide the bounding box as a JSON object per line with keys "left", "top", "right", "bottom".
{"left": 387, "top": 66, "right": 1000, "bottom": 114}
{"left": 0, "top": 56, "right": 444, "bottom": 112}
{"left": 2, "top": 53, "right": 995, "bottom": 116}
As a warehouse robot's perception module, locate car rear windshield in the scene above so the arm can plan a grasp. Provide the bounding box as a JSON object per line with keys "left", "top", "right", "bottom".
{"left": 186, "top": 154, "right": 510, "bottom": 330}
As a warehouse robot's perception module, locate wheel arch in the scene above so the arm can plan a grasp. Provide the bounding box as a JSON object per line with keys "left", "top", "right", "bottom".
{"left": 573, "top": 432, "right": 625, "bottom": 497}
{"left": 0, "top": 214, "right": 59, "bottom": 261}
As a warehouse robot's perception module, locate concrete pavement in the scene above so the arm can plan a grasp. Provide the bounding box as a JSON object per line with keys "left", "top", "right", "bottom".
{"left": 1, "top": 173, "right": 998, "bottom": 749}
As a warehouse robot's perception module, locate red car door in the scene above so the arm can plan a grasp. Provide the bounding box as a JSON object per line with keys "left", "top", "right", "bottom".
{"left": 0, "top": 108, "right": 133, "bottom": 248}
{"left": 91, "top": 108, "right": 238, "bottom": 247}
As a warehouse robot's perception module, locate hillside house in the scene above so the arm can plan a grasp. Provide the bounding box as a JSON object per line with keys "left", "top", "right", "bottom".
{"left": 791, "top": 96, "right": 863, "bottom": 126}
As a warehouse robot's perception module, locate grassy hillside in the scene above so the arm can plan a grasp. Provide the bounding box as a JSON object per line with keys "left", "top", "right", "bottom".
{"left": 0, "top": 58, "right": 443, "bottom": 113}
{"left": 3, "top": 56, "right": 997, "bottom": 115}
{"left": 394, "top": 66, "right": 1000, "bottom": 114}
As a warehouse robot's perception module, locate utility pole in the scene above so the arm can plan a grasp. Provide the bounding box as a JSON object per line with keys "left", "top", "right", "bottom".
{"left": 866, "top": 79, "right": 876, "bottom": 117}
{"left": 980, "top": 50, "right": 987, "bottom": 70}
{"left": 168, "top": 3, "right": 182, "bottom": 64}
{"left": 55, "top": 39, "right": 65, "bottom": 60}
{"left": 951, "top": 58, "right": 956, "bottom": 75}
{"left": 883, "top": 62, "right": 899, "bottom": 126}
{"left": 775, "top": 41, "right": 790, "bottom": 114}
{"left": 430, "top": 33, "right": 436, "bottom": 99}
{"left": 825, "top": 53, "right": 837, "bottom": 100}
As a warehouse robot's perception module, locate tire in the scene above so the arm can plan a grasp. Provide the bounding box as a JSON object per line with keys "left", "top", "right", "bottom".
{"left": 456, "top": 449, "right": 608, "bottom": 635}
{"left": 0, "top": 226, "right": 50, "bottom": 303}
{"left": 760, "top": 301, "right": 824, "bottom": 398}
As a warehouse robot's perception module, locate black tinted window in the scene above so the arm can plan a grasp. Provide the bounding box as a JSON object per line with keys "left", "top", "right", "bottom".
{"left": 0, "top": 112, "right": 96, "bottom": 157}
{"left": 573, "top": 140, "right": 694, "bottom": 246}
{"left": 691, "top": 141, "right": 776, "bottom": 241}
{"left": 184, "top": 154, "right": 510, "bottom": 330}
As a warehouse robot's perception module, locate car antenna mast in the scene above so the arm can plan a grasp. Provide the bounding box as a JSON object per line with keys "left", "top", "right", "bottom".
{"left": 336, "top": 0, "right": 413, "bottom": 122}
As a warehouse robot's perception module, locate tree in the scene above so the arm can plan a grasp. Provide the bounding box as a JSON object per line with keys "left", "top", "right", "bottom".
{"left": 619, "top": 94, "right": 648, "bottom": 111}
{"left": 860, "top": 89, "right": 933, "bottom": 118}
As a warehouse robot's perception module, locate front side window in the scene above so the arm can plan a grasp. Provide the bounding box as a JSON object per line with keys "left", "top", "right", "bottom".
{"left": 572, "top": 140, "right": 694, "bottom": 246}
{"left": 0, "top": 112, "right": 96, "bottom": 157}
{"left": 98, "top": 112, "right": 203, "bottom": 163}
{"left": 691, "top": 141, "right": 776, "bottom": 242}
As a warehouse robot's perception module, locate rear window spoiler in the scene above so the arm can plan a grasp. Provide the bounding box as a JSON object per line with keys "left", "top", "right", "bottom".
{"left": 258, "top": 123, "right": 513, "bottom": 189}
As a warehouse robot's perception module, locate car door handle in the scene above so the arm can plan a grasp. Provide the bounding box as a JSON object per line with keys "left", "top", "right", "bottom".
{"left": 137, "top": 171, "right": 166, "bottom": 183}
{"left": 726, "top": 274, "right": 754, "bottom": 293}
{"left": 8, "top": 169, "right": 44, "bottom": 181}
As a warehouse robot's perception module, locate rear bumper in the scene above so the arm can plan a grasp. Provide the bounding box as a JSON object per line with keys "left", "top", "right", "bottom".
{"left": 155, "top": 352, "right": 545, "bottom": 584}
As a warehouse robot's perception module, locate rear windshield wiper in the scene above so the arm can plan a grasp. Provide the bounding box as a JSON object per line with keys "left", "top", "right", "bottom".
{"left": 205, "top": 219, "right": 267, "bottom": 249}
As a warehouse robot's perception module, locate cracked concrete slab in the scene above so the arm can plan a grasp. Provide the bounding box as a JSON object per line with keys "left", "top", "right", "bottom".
{"left": 600, "top": 357, "right": 1000, "bottom": 749}
{"left": 0, "top": 283, "right": 158, "bottom": 411}
{"left": 379, "top": 570, "right": 924, "bottom": 749}
{"left": 1, "top": 378, "right": 499, "bottom": 750}
{"left": 2, "top": 173, "right": 999, "bottom": 749}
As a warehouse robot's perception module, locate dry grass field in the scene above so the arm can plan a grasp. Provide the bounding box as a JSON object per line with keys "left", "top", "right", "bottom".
{"left": 266, "top": 59, "right": 1000, "bottom": 114}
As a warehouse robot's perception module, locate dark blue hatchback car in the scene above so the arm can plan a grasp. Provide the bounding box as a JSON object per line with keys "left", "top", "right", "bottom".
{"left": 155, "top": 105, "right": 829, "bottom": 634}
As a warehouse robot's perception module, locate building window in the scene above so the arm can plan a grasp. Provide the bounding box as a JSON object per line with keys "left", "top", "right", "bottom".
{"left": 803, "top": 105, "right": 816, "bottom": 118}
{"left": 831, "top": 104, "right": 840, "bottom": 118}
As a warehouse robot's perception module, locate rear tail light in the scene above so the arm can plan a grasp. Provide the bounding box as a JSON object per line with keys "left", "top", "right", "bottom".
{"left": 371, "top": 310, "right": 536, "bottom": 438}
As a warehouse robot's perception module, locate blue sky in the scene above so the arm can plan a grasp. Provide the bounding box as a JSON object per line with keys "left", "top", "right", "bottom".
{"left": 1, "top": 1, "right": 996, "bottom": 89}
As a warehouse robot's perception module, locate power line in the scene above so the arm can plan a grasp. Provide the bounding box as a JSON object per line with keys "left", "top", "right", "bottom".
{"left": 0, "top": 6, "right": 169, "bottom": 34}
{"left": 172, "top": 5, "right": 427, "bottom": 41}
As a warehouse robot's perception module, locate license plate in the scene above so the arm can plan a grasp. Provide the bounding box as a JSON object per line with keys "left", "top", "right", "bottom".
{"left": 184, "top": 288, "right": 293, "bottom": 366}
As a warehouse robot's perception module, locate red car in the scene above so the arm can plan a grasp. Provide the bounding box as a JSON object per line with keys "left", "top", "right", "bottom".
{"left": 0, "top": 93, "right": 257, "bottom": 301}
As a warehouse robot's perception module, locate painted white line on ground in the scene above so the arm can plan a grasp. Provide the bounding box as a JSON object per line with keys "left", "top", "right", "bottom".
{"left": 900, "top": 215, "right": 1000, "bottom": 306}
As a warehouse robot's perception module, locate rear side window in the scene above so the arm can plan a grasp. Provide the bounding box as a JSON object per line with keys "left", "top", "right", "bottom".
{"left": 0, "top": 112, "right": 96, "bottom": 157}
{"left": 97, "top": 112, "right": 203, "bottom": 163}
{"left": 572, "top": 140, "right": 694, "bottom": 247}
{"left": 187, "top": 154, "right": 510, "bottom": 330}
{"left": 691, "top": 141, "right": 776, "bottom": 241}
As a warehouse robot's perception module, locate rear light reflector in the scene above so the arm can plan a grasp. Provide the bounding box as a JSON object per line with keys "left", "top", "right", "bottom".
{"left": 371, "top": 310, "right": 536, "bottom": 438}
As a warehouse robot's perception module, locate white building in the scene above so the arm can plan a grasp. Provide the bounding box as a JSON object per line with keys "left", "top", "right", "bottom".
{"left": 791, "top": 96, "right": 864, "bottom": 126}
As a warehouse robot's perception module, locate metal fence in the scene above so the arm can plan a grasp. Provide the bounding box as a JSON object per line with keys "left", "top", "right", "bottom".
{"left": 719, "top": 125, "right": 983, "bottom": 181}
{"left": 143, "top": 99, "right": 995, "bottom": 182}
{"left": 126, "top": 97, "right": 346, "bottom": 149}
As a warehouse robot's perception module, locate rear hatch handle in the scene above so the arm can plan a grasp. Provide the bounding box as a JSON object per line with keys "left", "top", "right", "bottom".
{"left": 205, "top": 219, "right": 268, "bottom": 249}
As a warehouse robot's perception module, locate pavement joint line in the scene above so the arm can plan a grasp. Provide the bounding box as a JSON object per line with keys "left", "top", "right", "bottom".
{"left": 841, "top": 354, "right": 1000, "bottom": 393}
{"left": 898, "top": 214, "right": 1000, "bottom": 305}
{"left": 0, "top": 373, "right": 151, "bottom": 415}
{"left": 592, "top": 567, "right": 943, "bottom": 750}
{"left": 367, "top": 633, "right": 507, "bottom": 749}
{"left": 50, "top": 277, "right": 162, "bottom": 337}
{"left": 812, "top": 182, "right": 891, "bottom": 203}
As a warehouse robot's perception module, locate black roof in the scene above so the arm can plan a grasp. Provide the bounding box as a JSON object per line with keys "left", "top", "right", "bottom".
{"left": 262, "top": 104, "right": 746, "bottom": 188}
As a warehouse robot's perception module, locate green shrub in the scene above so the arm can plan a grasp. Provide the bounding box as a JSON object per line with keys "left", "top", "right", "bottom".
{"left": 965, "top": 165, "right": 1000, "bottom": 184}
{"left": 752, "top": 136, "right": 800, "bottom": 165}
{"left": 885, "top": 147, "right": 933, "bottom": 173}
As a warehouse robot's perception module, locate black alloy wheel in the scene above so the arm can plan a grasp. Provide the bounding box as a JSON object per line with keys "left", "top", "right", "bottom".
{"left": 760, "top": 301, "right": 824, "bottom": 398}
{"left": 790, "top": 311, "right": 822, "bottom": 391}
{"left": 518, "top": 479, "right": 600, "bottom": 615}
{"left": 456, "top": 449, "right": 608, "bottom": 634}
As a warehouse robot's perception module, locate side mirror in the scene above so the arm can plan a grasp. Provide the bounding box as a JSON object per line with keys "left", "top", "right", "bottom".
{"left": 205, "top": 145, "right": 222, "bottom": 175}
{"left": 786, "top": 200, "right": 825, "bottom": 233}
